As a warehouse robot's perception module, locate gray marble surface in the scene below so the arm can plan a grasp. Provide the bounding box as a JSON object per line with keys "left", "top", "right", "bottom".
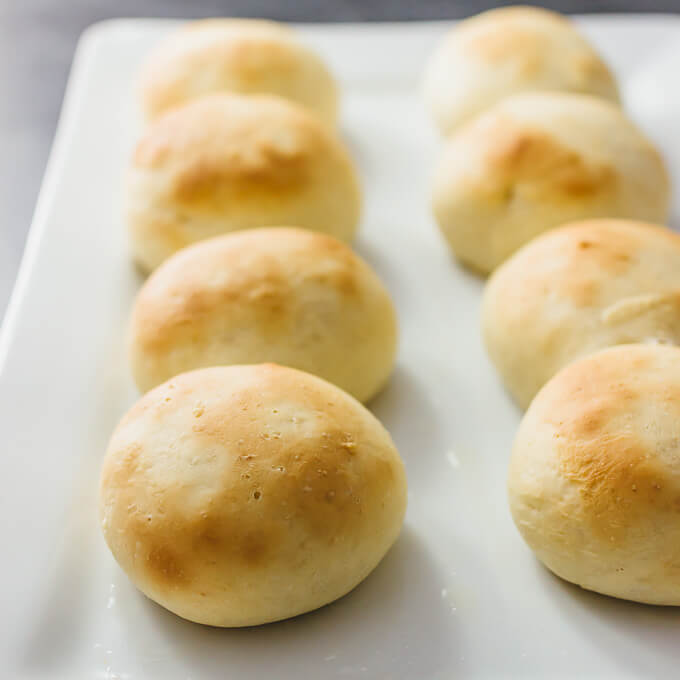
{"left": 1, "top": 1, "right": 678, "bottom": 322}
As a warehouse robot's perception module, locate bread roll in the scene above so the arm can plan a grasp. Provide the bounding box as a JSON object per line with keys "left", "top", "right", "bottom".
{"left": 126, "top": 94, "right": 361, "bottom": 272}
{"left": 509, "top": 344, "right": 680, "bottom": 605}
{"left": 483, "top": 219, "right": 680, "bottom": 409}
{"left": 100, "top": 364, "right": 408, "bottom": 626}
{"left": 423, "top": 6, "right": 620, "bottom": 135}
{"left": 128, "top": 228, "right": 397, "bottom": 402}
{"left": 138, "top": 19, "right": 338, "bottom": 126}
{"left": 431, "top": 92, "right": 669, "bottom": 274}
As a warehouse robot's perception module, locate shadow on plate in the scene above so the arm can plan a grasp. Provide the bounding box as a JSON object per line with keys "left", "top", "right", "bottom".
{"left": 136, "top": 526, "right": 458, "bottom": 679}
{"left": 369, "top": 364, "right": 447, "bottom": 488}
{"left": 18, "top": 495, "right": 99, "bottom": 673}
{"left": 538, "top": 559, "right": 680, "bottom": 676}
{"left": 353, "top": 235, "right": 410, "bottom": 302}
{"left": 339, "top": 125, "right": 371, "bottom": 176}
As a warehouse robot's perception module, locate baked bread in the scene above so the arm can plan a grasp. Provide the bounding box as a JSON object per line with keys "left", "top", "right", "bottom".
{"left": 431, "top": 92, "right": 670, "bottom": 274}
{"left": 483, "top": 219, "right": 680, "bottom": 409}
{"left": 423, "top": 6, "right": 620, "bottom": 135}
{"left": 138, "top": 18, "right": 338, "bottom": 125}
{"left": 509, "top": 344, "right": 680, "bottom": 605}
{"left": 128, "top": 227, "right": 397, "bottom": 402}
{"left": 126, "top": 93, "right": 361, "bottom": 272}
{"left": 100, "top": 364, "right": 408, "bottom": 626}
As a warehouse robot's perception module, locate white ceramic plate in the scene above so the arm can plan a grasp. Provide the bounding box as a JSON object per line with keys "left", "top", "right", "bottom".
{"left": 2, "top": 16, "right": 680, "bottom": 680}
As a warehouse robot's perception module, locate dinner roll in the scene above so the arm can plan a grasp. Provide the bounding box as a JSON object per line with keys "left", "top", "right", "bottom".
{"left": 138, "top": 19, "right": 338, "bottom": 126}
{"left": 100, "top": 364, "right": 408, "bottom": 626}
{"left": 509, "top": 344, "right": 680, "bottom": 605}
{"left": 423, "top": 6, "right": 620, "bottom": 135}
{"left": 483, "top": 219, "right": 680, "bottom": 409}
{"left": 432, "top": 92, "right": 669, "bottom": 274}
{"left": 126, "top": 94, "right": 361, "bottom": 272}
{"left": 128, "top": 228, "right": 397, "bottom": 402}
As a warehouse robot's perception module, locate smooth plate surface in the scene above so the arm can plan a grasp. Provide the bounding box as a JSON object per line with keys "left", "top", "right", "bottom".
{"left": 1, "top": 16, "right": 680, "bottom": 680}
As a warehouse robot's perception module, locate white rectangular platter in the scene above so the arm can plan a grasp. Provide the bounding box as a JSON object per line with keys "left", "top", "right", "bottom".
{"left": 2, "top": 15, "right": 680, "bottom": 680}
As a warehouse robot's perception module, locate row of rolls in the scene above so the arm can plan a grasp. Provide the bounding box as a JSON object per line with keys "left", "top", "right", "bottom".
{"left": 100, "top": 5, "right": 679, "bottom": 635}
{"left": 434, "top": 10, "right": 679, "bottom": 605}
{"left": 104, "top": 17, "right": 402, "bottom": 629}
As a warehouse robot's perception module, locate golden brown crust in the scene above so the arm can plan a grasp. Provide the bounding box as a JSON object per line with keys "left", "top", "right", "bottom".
{"left": 531, "top": 352, "right": 669, "bottom": 543}
{"left": 423, "top": 6, "right": 620, "bottom": 135}
{"left": 133, "top": 94, "right": 329, "bottom": 194}
{"left": 470, "top": 115, "right": 618, "bottom": 204}
{"left": 432, "top": 93, "right": 670, "bottom": 274}
{"left": 128, "top": 228, "right": 397, "bottom": 402}
{"left": 483, "top": 219, "right": 680, "bottom": 408}
{"left": 509, "top": 344, "right": 680, "bottom": 604}
{"left": 138, "top": 19, "right": 337, "bottom": 125}
{"left": 462, "top": 7, "right": 571, "bottom": 66}
{"left": 464, "top": 5, "right": 572, "bottom": 26}
{"left": 99, "top": 364, "right": 407, "bottom": 626}
{"left": 126, "top": 94, "right": 361, "bottom": 272}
